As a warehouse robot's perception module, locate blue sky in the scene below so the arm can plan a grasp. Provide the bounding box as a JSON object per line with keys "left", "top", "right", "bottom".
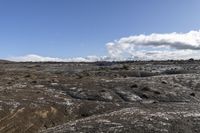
{"left": 1, "top": 0, "right": 200, "bottom": 60}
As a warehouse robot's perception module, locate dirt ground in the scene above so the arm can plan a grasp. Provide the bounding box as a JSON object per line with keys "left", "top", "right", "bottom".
{"left": 0, "top": 60, "right": 200, "bottom": 133}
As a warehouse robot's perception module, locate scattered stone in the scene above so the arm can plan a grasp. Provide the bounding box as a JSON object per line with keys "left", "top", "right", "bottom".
{"left": 190, "top": 92, "right": 195, "bottom": 97}
{"left": 0, "top": 61, "right": 200, "bottom": 133}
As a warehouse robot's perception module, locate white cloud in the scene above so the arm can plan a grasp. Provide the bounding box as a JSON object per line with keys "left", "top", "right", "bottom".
{"left": 7, "top": 30, "right": 200, "bottom": 62}
{"left": 8, "top": 54, "right": 110, "bottom": 62}
{"left": 9, "top": 54, "right": 66, "bottom": 62}
{"left": 131, "top": 50, "right": 200, "bottom": 60}
{"left": 106, "top": 30, "right": 200, "bottom": 60}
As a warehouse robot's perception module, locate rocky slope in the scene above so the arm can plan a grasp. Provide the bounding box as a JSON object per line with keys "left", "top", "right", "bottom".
{"left": 0, "top": 60, "right": 200, "bottom": 133}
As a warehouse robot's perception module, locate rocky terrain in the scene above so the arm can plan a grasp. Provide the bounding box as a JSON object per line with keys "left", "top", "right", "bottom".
{"left": 0, "top": 60, "right": 200, "bottom": 133}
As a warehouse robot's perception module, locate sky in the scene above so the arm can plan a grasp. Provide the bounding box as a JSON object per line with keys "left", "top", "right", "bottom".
{"left": 1, "top": 0, "right": 200, "bottom": 61}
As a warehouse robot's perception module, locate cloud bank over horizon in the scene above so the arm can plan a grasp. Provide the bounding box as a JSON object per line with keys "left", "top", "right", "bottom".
{"left": 8, "top": 54, "right": 110, "bottom": 62}
{"left": 8, "top": 30, "right": 200, "bottom": 62}
{"left": 106, "top": 30, "right": 200, "bottom": 60}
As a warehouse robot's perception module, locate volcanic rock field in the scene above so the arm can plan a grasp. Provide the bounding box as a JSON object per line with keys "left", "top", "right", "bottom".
{"left": 0, "top": 60, "right": 200, "bottom": 133}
